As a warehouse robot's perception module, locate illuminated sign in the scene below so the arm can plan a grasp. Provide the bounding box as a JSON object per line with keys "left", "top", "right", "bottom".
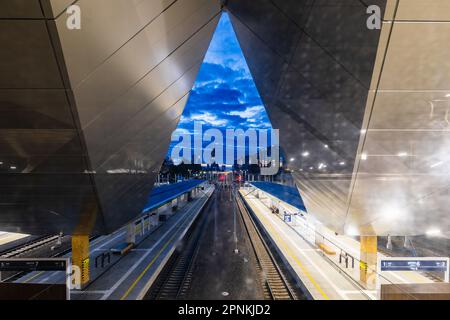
{"left": 380, "top": 259, "right": 448, "bottom": 272}
{"left": 0, "top": 259, "right": 67, "bottom": 272}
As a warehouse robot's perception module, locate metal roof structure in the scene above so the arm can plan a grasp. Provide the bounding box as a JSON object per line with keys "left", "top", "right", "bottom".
{"left": 1, "top": 0, "right": 449, "bottom": 237}
{"left": 143, "top": 180, "right": 205, "bottom": 213}
{"left": 250, "top": 182, "right": 306, "bottom": 212}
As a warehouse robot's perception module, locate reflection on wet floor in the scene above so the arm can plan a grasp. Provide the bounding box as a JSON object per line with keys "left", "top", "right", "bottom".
{"left": 186, "top": 185, "right": 265, "bottom": 300}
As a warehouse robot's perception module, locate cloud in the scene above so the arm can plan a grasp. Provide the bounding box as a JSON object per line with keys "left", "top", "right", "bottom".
{"left": 190, "top": 83, "right": 243, "bottom": 106}
{"left": 189, "top": 112, "right": 229, "bottom": 127}
{"left": 227, "top": 106, "right": 265, "bottom": 119}
{"left": 173, "top": 128, "right": 191, "bottom": 135}
{"left": 246, "top": 121, "right": 272, "bottom": 129}
{"left": 167, "top": 13, "right": 274, "bottom": 158}
{"left": 203, "top": 13, "right": 251, "bottom": 74}
{"left": 195, "top": 63, "right": 245, "bottom": 84}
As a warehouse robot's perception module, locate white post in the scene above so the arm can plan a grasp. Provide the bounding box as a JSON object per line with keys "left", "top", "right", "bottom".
{"left": 386, "top": 235, "right": 392, "bottom": 250}
{"left": 446, "top": 258, "right": 450, "bottom": 283}
{"left": 376, "top": 257, "right": 381, "bottom": 300}
{"left": 126, "top": 223, "right": 136, "bottom": 244}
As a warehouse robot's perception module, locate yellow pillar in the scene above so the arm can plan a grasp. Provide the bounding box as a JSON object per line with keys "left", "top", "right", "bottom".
{"left": 72, "top": 235, "right": 90, "bottom": 287}
{"left": 360, "top": 236, "right": 377, "bottom": 289}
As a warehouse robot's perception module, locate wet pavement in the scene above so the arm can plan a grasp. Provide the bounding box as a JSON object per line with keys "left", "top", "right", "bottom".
{"left": 186, "top": 185, "right": 264, "bottom": 300}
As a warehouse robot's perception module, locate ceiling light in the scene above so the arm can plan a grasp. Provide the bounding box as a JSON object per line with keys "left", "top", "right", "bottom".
{"left": 10, "top": 166, "right": 17, "bottom": 170}
{"left": 360, "top": 129, "right": 367, "bottom": 134}
{"left": 361, "top": 153, "right": 368, "bottom": 160}
{"left": 302, "top": 151, "right": 310, "bottom": 157}
{"left": 345, "top": 225, "right": 359, "bottom": 236}
{"left": 290, "top": 158, "right": 295, "bottom": 162}
{"left": 430, "top": 161, "right": 444, "bottom": 168}
{"left": 380, "top": 204, "right": 405, "bottom": 222}
{"left": 446, "top": 94, "right": 450, "bottom": 97}
{"left": 426, "top": 228, "right": 441, "bottom": 237}
{"left": 397, "top": 152, "right": 408, "bottom": 157}
{"left": 339, "top": 161, "right": 346, "bottom": 166}
{"left": 324, "top": 144, "right": 329, "bottom": 149}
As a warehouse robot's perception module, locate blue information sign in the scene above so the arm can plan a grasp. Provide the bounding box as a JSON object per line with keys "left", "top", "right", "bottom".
{"left": 380, "top": 259, "right": 448, "bottom": 272}
{"left": 284, "top": 214, "right": 292, "bottom": 223}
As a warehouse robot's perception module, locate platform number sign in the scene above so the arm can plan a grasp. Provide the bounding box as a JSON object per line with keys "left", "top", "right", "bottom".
{"left": 81, "top": 258, "right": 90, "bottom": 283}
{"left": 360, "top": 261, "right": 368, "bottom": 271}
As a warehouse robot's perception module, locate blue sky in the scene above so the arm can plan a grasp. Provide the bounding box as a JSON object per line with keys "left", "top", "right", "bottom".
{"left": 167, "top": 12, "right": 272, "bottom": 160}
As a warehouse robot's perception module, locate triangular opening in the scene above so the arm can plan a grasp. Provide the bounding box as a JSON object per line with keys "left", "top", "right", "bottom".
{"left": 166, "top": 12, "right": 273, "bottom": 165}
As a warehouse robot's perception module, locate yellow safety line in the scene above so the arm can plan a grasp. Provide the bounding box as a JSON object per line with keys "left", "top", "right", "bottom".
{"left": 23, "top": 271, "right": 45, "bottom": 283}
{"left": 119, "top": 189, "right": 212, "bottom": 300}
{"left": 119, "top": 219, "right": 187, "bottom": 300}
{"left": 249, "top": 198, "right": 330, "bottom": 300}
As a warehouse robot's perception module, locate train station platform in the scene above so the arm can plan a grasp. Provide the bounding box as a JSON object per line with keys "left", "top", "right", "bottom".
{"left": 15, "top": 182, "right": 214, "bottom": 300}
{"left": 0, "top": 233, "right": 28, "bottom": 247}
{"left": 240, "top": 189, "right": 371, "bottom": 300}
{"left": 241, "top": 184, "right": 437, "bottom": 300}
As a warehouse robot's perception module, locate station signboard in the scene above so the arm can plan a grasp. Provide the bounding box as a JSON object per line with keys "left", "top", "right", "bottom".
{"left": 0, "top": 258, "right": 71, "bottom": 300}
{"left": 0, "top": 258, "right": 68, "bottom": 272}
{"left": 380, "top": 259, "right": 448, "bottom": 272}
{"left": 377, "top": 257, "right": 450, "bottom": 287}
{"left": 284, "top": 214, "right": 292, "bottom": 223}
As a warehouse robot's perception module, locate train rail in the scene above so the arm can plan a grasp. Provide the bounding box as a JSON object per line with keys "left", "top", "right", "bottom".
{"left": 0, "top": 235, "right": 60, "bottom": 258}
{"left": 0, "top": 234, "right": 75, "bottom": 283}
{"left": 236, "top": 192, "right": 297, "bottom": 300}
{"left": 144, "top": 191, "right": 212, "bottom": 300}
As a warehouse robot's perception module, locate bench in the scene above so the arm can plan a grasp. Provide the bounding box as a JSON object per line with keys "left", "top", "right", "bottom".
{"left": 318, "top": 243, "right": 336, "bottom": 255}
{"left": 111, "top": 243, "right": 134, "bottom": 255}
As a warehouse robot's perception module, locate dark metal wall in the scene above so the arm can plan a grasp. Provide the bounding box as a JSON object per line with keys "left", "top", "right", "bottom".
{"left": 227, "top": 0, "right": 387, "bottom": 234}
{"left": 228, "top": 1, "right": 450, "bottom": 238}
{"left": 0, "top": 0, "right": 221, "bottom": 235}
{"left": 3, "top": 0, "right": 449, "bottom": 238}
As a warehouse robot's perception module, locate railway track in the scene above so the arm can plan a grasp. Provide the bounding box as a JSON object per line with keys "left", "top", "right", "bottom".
{"left": 145, "top": 191, "right": 212, "bottom": 300}
{"left": 236, "top": 192, "right": 297, "bottom": 300}
{"left": 0, "top": 234, "right": 75, "bottom": 283}
{"left": 0, "top": 235, "right": 60, "bottom": 258}
{"left": 146, "top": 187, "right": 297, "bottom": 300}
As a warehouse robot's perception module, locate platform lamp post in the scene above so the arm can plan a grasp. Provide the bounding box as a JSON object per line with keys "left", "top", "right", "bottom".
{"left": 233, "top": 185, "right": 238, "bottom": 254}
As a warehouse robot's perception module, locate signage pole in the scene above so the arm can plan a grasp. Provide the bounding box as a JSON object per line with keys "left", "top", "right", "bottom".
{"left": 446, "top": 258, "right": 449, "bottom": 283}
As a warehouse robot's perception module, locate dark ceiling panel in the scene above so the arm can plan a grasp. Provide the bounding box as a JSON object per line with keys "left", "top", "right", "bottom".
{"left": 0, "top": 0, "right": 221, "bottom": 235}
{"left": 0, "top": 0, "right": 44, "bottom": 19}
{"left": 0, "top": 20, "right": 64, "bottom": 88}
{"left": 228, "top": 0, "right": 387, "bottom": 233}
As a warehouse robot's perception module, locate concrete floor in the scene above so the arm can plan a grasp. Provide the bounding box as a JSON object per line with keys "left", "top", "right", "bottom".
{"left": 186, "top": 185, "right": 265, "bottom": 300}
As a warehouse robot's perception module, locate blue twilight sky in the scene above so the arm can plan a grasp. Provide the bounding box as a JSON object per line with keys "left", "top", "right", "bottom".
{"left": 167, "top": 12, "right": 272, "bottom": 159}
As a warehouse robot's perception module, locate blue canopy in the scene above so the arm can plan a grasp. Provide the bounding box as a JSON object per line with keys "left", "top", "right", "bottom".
{"left": 143, "top": 180, "right": 205, "bottom": 213}
{"left": 250, "top": 181, "right": 306, "bottom": 212}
